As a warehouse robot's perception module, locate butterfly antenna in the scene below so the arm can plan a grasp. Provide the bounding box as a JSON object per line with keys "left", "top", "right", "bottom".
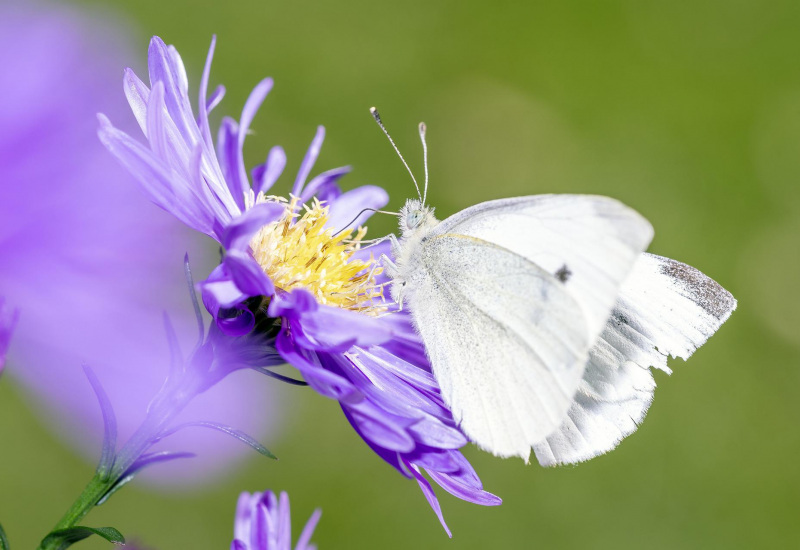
{"left": 419, "top": 122, "right": 429, "bottom": 205}
{"left": 332, "top": 207, "right": 400, "bottom": 237}
{"left": 370, "top": 107, "right": 423, "bottom": 201}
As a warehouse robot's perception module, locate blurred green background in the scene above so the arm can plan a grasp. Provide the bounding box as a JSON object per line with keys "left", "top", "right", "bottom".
{"left": 2, "top": 0, "right": 800, "bottom": 548}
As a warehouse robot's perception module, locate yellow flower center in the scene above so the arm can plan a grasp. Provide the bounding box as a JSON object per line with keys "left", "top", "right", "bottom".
{"left": 249, "top": 196, "right": 385, "bottom": 315}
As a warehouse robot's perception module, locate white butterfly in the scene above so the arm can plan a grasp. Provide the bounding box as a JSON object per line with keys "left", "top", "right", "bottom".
{"left": 370, "top": 109, "right": 737, "bottom": 464}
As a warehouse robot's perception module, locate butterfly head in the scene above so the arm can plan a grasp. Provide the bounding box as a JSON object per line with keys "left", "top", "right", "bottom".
{"left": 399, "top": 199, "right": 437, "bottom": 237}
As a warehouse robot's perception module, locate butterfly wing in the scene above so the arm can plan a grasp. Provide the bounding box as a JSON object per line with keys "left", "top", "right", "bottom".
{"left": 404, "top": 234, "right": 591, "bottom": 461}
{"left": 432, "top": 195, "right": 655, "bottom": 345}
{"left": 533, "top": 253, "right": 737, "bottom": 466}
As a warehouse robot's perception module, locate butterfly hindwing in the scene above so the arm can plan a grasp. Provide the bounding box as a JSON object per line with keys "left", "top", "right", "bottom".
{"left": 533, "top": 253, "right": 737, "bottom": 466}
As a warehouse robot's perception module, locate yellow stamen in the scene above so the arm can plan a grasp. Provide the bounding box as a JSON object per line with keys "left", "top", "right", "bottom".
{"left": 250, "top": 196, "right": 385, "bottom": 315}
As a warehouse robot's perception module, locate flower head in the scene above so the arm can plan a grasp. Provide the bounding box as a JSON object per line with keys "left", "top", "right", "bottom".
{"left": 232, "top": 491, "right": 321, "bottom": 550}
{"left": 99, "top": 35, "right": 500, "bottom": 534}
{"left": 250, "top": 197, "right": 385, "bottom": 314}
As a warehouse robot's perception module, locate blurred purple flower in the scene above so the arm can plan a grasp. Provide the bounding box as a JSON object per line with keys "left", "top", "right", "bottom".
{"left": 232, "top": 490, "right": 321, "bottom": 550}
{"left": 0, "top": 2, "right": 278, "bottom": 484}
{"left": 0, "top": 300, "right": 18, "bottom": 373}
{"left": 99, "top": 35, "right": 500, "bottom": 534}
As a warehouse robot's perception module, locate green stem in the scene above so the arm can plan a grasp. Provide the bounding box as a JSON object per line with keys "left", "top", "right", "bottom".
{"left": 36, "top": 475, "right": 116, "bottom": 550}
{"left": 0, "top": 520, "right": 10, "bottom": 550}
{"left": 36, "top": 385, "right": 195, "bottom": 550}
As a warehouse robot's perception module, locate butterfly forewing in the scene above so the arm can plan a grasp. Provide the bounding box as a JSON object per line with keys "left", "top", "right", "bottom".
{"left": 431, "top": 195, "right": 655, "bottom": 344}
{"left": 404, "top": 234, "right": 590, "bottom": 461}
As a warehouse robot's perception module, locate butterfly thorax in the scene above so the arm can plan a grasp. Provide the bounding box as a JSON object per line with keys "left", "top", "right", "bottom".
{"left": 390, "top": 199, "right": 440, "bottom": 305}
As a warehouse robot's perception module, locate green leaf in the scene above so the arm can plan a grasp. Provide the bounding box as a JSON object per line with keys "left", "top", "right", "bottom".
{"left": 0, "top": 521, "right": 10, "bottom": 550}
{"left": 40, "top": 526, "right": 124, "bottom": 549}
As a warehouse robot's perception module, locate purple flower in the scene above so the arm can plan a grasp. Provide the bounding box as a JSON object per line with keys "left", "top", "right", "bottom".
{"left": 232, "top": 491, "right": 321, "bottom": 550}
{"left": 0, "top": 3, "right": 277, "bottom": 485}
{"left": 99, "top": 35, "right": 500, "bottom": 534}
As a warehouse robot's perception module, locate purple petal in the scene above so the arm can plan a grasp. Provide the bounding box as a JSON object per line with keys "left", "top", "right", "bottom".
{"left": 436, "top": 451, "right": 484, "bottom": 489}
{"left": 198, "top": 35, "right": 217, "bottom": 149}
{"left": 351, "top": 346, "right": 438, "bottom": 393}
{"left": 239, "top": 78, "right": 273, "bottom": 148}
{"left": 267, "top": 289, "right": 319, "bottom": 318}
{"left": 346, "top": 400, "right": 417, "bottom": 453}
{"left": 338, "top": 352, "right": 446, "bottom": 419}
{"left": 427, "top": 469, "right": 502, "bottom": 507}
{"left": 316, "top": 181, "right": 342, "bottom": 204}
{"left": 295, "top": 508, "right": 322, "bottom": 550}
{"left": 342, "top": 408, "right": 410, "bottom": 477}
{"left": 146, "top": 80, "right": 170, "bottom": 158}
{"left": 408, "top": 416, "right": 468, "bottom": 449}
{"left": 277, "top": 491, "right": 291, "bottom": 549}
{"left": 234, "top": 492, "right": 261, "bottom": 543}
{"left": 406, "top": 448, "right": 462, "bottom": 474}
{"left": 369, "top": 315, "right": 431, "bottom": 369}
{"left": 219, "top": 78, "right": 275, "bottom": 211}
{"left": 263, "top": 492, "right": 280, "bottom": 549}
{"left": 201, "top": 278, "right": 247, "bottom": 312}
{"left": 167, "top": 44, "right": 189, "bottom": 94}
{"left": 222, "top": 202, "right": 285, "bottom": 251}
{"left": 297, "top": 304, "right": 394, "bottom": 351}
{"left": 299, "top": 166, "right": 351, "bottom": 203}
{"left": 253, "top": 146, "right": 287, "bottom": 196}
{"left": 147, "top": 36, "right": 201, "bottom": 147}
{"left": 200, "top": 266, "right": 257, "bottom": 337}
{"left": 275, "top": 330, "right": 357, "bottom": 400}
{"left": 122, "top": 68, "right": 150, "bottom": 135}
{"left": 224, "top": 250, "right": 274, "bottom": 297}
{"left": 190, "top": 144, "right": 236, "bottom": 241}
{"left": 291, "top": 126, "right": 325, "bottom": 197}
{"left": 236, "top": 78, "right": 275, "bottom": 205}
{"left": 253, "top": 498, "right": 270, "bottom": 550}
{"left": 405, "top": 461, "right": 452, "bottom": 537}
{"left": 207, "top": 84, "right": 226, "bottom": 114}
{"left": 326, "top": 185, "right": 390, "bottom": 232}
{"left": 217, "top": 117, "right": 246, "bottom": 210}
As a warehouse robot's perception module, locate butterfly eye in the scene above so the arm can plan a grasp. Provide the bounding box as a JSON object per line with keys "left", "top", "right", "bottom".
{"left": 407, "top": 210, "right": 423, "bottom": 229}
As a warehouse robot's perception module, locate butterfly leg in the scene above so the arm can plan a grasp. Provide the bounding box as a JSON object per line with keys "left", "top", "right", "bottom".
{"left": 379, "top": 253, "right": 399, "bottom": 279}
{"left": 379, "top": 254, "right": 406, "bottom": 311}
{"left": 362, "top": 233, "right": 402, "bottom": 255}
{"left": 364, "top": 233, "right": 401, "bottom": 275}
{"left": 363, "top": 234, "right": 406, "bottom": 309}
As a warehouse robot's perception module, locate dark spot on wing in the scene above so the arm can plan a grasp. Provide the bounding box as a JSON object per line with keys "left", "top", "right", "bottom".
{"left": 555, "top": 264, "right": 572, "bottom": 283}
{"left": 658, "top": 257, "right": 736, "bottom": 320}
{"left": 613, "top": 312, "right": 629, "bottom": 327}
